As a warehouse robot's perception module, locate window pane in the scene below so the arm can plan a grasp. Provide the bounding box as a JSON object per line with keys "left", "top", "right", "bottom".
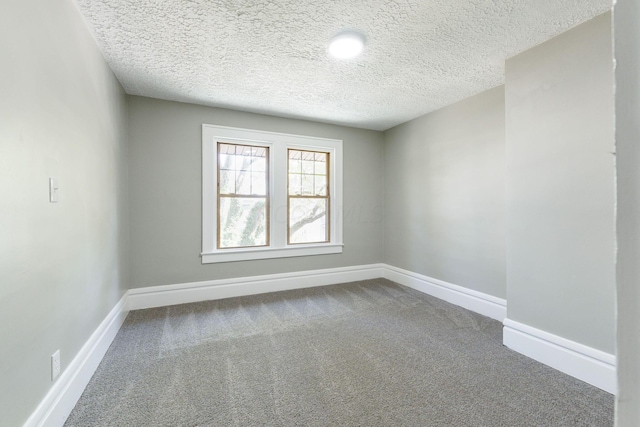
{"left": 289, "top": 173, "right": 301, "bottom": 195}
{"left": 219, "top": 153, "right": 235, "bottom": 170}
{"left": 219, "top": 197, "right": 267, "bottom": 248}
{"left": 289, "top": 198, "right": 328, "bottom": 244}
{"left": 288, "top": 149, "right": 329, "bottom": 196}
{"left": 253, "top": 157, "right": 267, "bottom": 172}
{"left": 301, "top": 175, "right": 314, "bottom": 196}
{"left": 314, "top": 175, "right": 327, "bottom": 196}
{"left": 219, "top": 170, "right": 235, "bottom": 194}
{"left": 314, "top": 158, "right": 327, "bottom": 175}
{"left": 289, "top": 157, "right": 301, "bottom": 173}
{"left": 236, "top": 155, "right": 253, "bottom": 171}
{"left": 236, "top": 169, "right": 251, "bottom": 194}
{"left": 219, "top": 143, "right": 235, "bottom": 155}
{"left": 219, "top": 143, "right": 268, "bottom": 196}
{"left": 251, "top": 171, "right": 266, "bottom": 195}
{"left": 302, "top": 160, "right": 314, "bottom": 174}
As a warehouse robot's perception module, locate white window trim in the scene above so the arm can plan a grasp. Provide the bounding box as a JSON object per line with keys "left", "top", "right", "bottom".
{"left": 202, "top": 124, "right": 343, "bottom": 263}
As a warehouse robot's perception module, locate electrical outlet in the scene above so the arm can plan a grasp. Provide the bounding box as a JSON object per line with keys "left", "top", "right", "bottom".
{"left": 51, "top": 350, "right": 61, "bottom": 381}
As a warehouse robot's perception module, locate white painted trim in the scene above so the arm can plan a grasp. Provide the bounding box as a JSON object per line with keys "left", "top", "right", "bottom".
{"left": 503, "top": 318, "right": 617, "bottom": 394}
{"left": 23, "top": 295, "right": 129, "bottom": 427}
{"left": 25, "top": 263, "right": 616, "bottom": 427}
{"left": 382, "top": 264, "right": 507, "bottom": 321}
{"left": 202, "top": 124, "right": 344, "bottom": 264}
{"left": 128, "top": 264, "right": 386, "bottom": 310}
{"left": 201, "top": 243, "right": 343, "bottom": 263}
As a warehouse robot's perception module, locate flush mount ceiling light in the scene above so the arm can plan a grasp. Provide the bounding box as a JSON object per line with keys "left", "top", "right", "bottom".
{"left": 328, "top": 32, "right": 365, "bottom": 59}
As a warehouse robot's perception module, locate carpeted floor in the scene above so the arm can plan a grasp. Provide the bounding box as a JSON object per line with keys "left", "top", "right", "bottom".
{"left": 65, "top": 278, "right": 613, "bottom": 426}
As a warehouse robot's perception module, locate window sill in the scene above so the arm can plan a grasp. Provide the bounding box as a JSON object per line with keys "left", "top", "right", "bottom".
{"left": 201, "top": 243, "right": 343, "bottom": 264}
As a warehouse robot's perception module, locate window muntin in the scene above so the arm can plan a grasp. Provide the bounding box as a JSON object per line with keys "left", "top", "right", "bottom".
{"left": 288, "top": 149, "right": 329, "bottom": 244}
{"left": 217, "top": 143, "right": 269, "bottom": 249}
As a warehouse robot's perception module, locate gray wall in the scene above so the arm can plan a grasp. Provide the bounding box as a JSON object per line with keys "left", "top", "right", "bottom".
{"left": 383, "top": 86, "right": 506, "bottom": 299}
{"left": 0, "top": 0, "right": 129, "bottom": 425}
{"left": 614, "top": 0, "right": 640, "bottom": 424}
{"left": 128, "top": 96, "right": 384, "bottom": 288}
{"left": 505, "top": 13, "right": 615, "bottom": 353}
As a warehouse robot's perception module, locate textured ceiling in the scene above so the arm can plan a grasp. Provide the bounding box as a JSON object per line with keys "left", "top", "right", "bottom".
{"left": 75, "top": 0, "right": 610, "bottom": 131}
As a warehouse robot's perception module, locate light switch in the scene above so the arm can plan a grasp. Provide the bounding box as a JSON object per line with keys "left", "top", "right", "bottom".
{"left": 49, "top": 178, "right": 59, "bottom": 203}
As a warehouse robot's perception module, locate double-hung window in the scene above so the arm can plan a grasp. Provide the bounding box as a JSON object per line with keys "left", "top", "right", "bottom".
{"left": 217, "top": 143, "right": 269, "bottom": 249}
{"left": 202, "top": 125, "right": 343, "bottom": 263}
{"left": 288, "top": 149, "right": 330, "bottom": 245}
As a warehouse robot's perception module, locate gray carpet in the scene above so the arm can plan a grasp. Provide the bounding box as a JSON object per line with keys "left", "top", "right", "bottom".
{"left": 65, "top": 279, "right": 613, "bottom": 426}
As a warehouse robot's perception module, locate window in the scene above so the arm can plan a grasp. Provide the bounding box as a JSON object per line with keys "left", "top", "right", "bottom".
{"left": 288, "top": 149, "right": 329, "bottom": 244}
{"left": 202, "top": 125, "right": 343, "bottom": 263}
{"left": 217, "top": 143, "right": 269, "bottom": 249}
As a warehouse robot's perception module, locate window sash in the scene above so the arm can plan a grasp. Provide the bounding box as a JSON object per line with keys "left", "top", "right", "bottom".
{"left": 216, "top": 142, "right": 270, "bottom": 249}
{"left": 287, "top": 149, "right": 330, "bottom": 245}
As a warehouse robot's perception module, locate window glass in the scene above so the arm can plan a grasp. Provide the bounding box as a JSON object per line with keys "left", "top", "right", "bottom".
{"left": 218, "top": 143, "right": 269, "bottom": 248}
{"left": 288, "top": 149, "right": 329, "bottom": 244}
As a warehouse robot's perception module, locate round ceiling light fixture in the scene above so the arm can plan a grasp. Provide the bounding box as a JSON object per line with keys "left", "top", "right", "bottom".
{"left": 328, "top": 31, "right": 365, "bottom": 59}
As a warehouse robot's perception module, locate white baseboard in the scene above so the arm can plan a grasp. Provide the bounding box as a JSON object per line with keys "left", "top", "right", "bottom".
{"left": 23, "top": 295, "right": 129, "bottom": 427}
{"left": 503, "top": 318, "right": 616, "bottom": 394}
{"left": 382, "top": 264, "right": 507, "bottom": 321}
{"left": 25, "top": 263, "right": 615, "bottom": 427}
{"left": 128, "top": 263, "right": 506, "bottom": 321}
{"left": 128, "top": 264, "right": 386, "bottom": 310}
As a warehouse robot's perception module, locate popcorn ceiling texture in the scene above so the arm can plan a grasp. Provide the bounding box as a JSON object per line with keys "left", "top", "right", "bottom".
{"left": 74, "top": 0, "right": 610, "bottom": 131}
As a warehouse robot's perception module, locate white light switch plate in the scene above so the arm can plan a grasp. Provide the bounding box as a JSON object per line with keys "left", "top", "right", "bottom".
{"left": 51, "top": 350, "right": 61, "bottom": 381}
{"left": 49, "top": 178, "right": 59, "bottom": 203}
